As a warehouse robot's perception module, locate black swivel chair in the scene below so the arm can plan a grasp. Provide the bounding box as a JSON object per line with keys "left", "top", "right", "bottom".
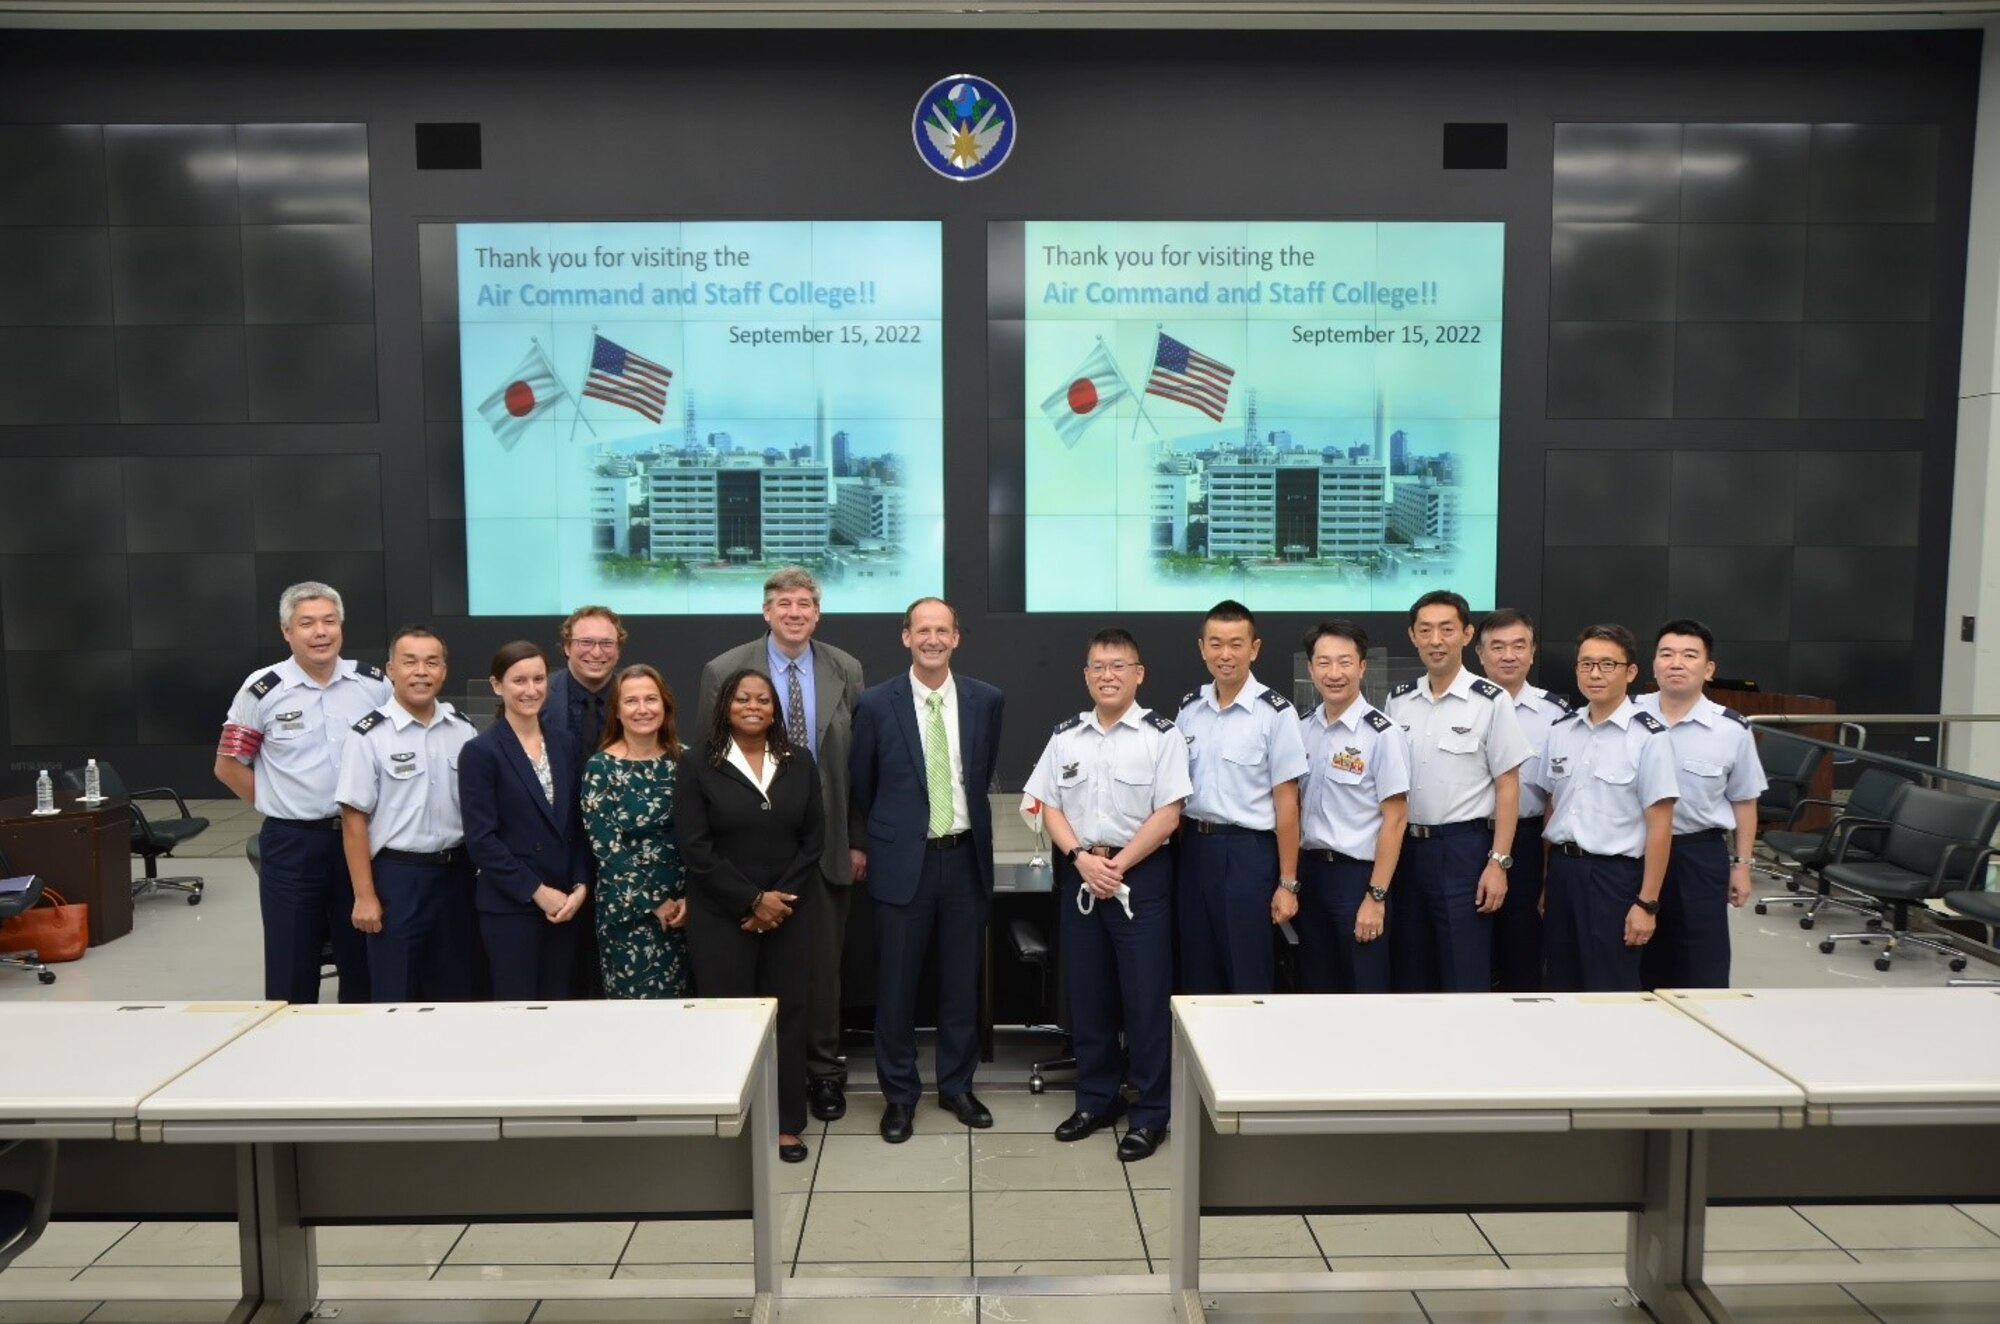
{"left": 0, "top": 1139, "right": 56, "bottom": 1274}
{"left": 1815, "top": 785, "right": 2000, "bottom": 973}
{"left": 0, "top": 854, "right": 56, "bottom": 985}
{"left": 61, "top": 763, "right": 207, "bottom": 905}
{"left": 1753, "top": 768, "right": 1911, "bottom": 929}
{"left": 1753, "top": 730, "right": 1833, "bottom": 832}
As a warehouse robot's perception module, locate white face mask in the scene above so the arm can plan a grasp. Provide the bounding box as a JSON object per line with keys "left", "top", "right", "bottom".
{"left": 1077, "top": 881, "right": 1134, "bottom": 920}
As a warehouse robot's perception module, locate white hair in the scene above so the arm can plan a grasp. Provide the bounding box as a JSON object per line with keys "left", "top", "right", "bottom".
{"left": 279, "top": 581, "right": 345, "bottom": 629}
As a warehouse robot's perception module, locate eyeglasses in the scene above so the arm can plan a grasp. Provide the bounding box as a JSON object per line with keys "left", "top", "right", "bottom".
{"left": 1084, "top": 662, "right": 1135, "bottom": 676}
{"left": 571, "top": 638, "right": 620, "bottom": 653}
{"left": 1576, "top": 658, "right": 1631, "bottom": 675}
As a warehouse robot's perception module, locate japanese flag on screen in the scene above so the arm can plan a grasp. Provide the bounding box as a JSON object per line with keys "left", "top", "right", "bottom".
{"left": 1038, "top": 341, "right": 1130, "bottom": 448}
{"left": 477, "top": 345, "right": 567, "bottom": 451}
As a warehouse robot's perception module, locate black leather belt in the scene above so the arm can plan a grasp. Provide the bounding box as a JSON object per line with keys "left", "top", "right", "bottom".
{"left": 1406, "top": 819, "right": 1491, "bottom": 840}
{"left": 1303, "top": 847, "right": 1366, "bottom": 864}
{"left": 926, "top": 831, "right": 971, "bottom": 851}
{"left": 1184, "top": 817, "right": 1271, "bottom": 836}
{"left": 271, "top": 816, "right": 342, "bottom": 831}
{"left": 1553, "top": 842, "right": 1632, "bottom": 860}
{"left": 1674, "top": 828, "right": 1730, "bottom": 842}
{"left": 375, "top": 846, "right": 465, "bottom": 867}
{"left": 1084, "top": 844, "right": 1126, "bottom": 858}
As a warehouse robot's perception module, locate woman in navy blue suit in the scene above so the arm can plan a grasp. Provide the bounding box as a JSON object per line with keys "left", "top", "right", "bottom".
{"left": 461, "top": 641, "right": 592, "bottom": 1000}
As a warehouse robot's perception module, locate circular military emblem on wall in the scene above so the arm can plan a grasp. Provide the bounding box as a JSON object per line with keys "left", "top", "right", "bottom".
{"left": 914, "top": 75, "right": 1016, "bottom": 181}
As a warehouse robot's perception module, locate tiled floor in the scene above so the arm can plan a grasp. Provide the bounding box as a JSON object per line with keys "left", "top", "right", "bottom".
{"left": 4, "top": 802, "right": 1999, "bottom": 1320}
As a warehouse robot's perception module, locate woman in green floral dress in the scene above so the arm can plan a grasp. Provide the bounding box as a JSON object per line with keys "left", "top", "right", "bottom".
{"left": 581, "top": 663, "right": 689, "bottom": 998}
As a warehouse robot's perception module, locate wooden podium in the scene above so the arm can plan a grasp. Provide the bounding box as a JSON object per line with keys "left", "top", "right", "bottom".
{"left": 0, "top": 791, "right": 134, "bottom": 946}
{"left": 1710, "top": 687, "right": 1839, "bottom": 831}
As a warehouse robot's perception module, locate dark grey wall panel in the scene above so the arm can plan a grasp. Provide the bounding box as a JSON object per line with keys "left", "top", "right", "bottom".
{"left": 1799, "top": 322, "right": 1927, "bottom": 419}
{"left": 103, "top": 123, "right": 239, "bottom": 226}
{"left": 1669, "top": 451, "right": 1796, "bottom": 546}
{"left": 1804, "top": 225, "right": 1933, "bottom": 321}
{"left": 0, "top": 327, "right": 119, "bottom": 425}
{"left": 6, "top": 649, "right": 135, "bottom": 745}
{"left": 1541, "top": 544, "right": 1670, "bottom": 642}
{"left": 1667, "top": 545, "right": 1792, "bottom": 641}
{"left": 254, "top": 551, "right": 386, "bottom": 654}
{"left": 1792, "top": 451, "right": 1922, "bottom": 545}
{"left": 128, "top": 552, "right": 260, "bottom": 649}
{"left": 1677, "top": 225, "right": 1805, "bottom": 321}
{"left": 1680, "top": 124, "right": 1810, "bottom": 223}
{"left": 245, "top": 323, "right": 377, "bottom": 422}
{"left": 1672, "top": 323, "right": 1800, "bottom": 419}
{"left": 1543, "top": 451, "right": 1671, "bottom": 545}
{"left": 135, "top": 648, "right": 266, "bottom": 745}
{"left": 0, "top": 456, "right": 126, "bottom": 553}
{"left": 1809, "top": 124, "right": 1939, "bottom": 224}
{"left": 1547, "top": 321, "right": 1674, "bottom": 419}
{"left": 0, "top": 227, "right": 113, "bottom": 326}
{"left": 241, "top": 224, "right": 374, "bottom": 324}
{"left": 0, "top": 124, "right": 107, "bottom": 226}
{"left": 108, "top": 226, "right": 245, "bottom": 325}
{"left": 1790, "top": 640, "right": 1915, "bottom": 708}
{"left": 115, "top": 325, "right": 248, "bottom": 424}
{"left": 123, "top": 456, "right": 259, "bottom": 553}
{"left": 0, "top": 554, "right": 131, "bottom": 650}
{"left": 1792, "top": 545, "right": 1917, "bottom": 640}
{"left": 1552, "top": 123, "right": 1682, "bottom": 221}
{"left": 252, "top": 454, "right": 383, "bottom": 551}
{"left": 1550, "top": 223, "right": 1677, "bottom": 320}
{"left": 237, "top": 123, "right": 370, "bottom": 225}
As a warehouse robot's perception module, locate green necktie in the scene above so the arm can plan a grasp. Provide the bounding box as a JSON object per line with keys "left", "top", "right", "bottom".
{"left": 924, "top": 691, "right": 954, "bottom": 837}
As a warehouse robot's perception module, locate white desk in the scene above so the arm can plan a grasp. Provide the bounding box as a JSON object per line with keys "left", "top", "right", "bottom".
{"left": 1169, "top": 994, "right": 1806, "bottom": 1324}
{"left": 1663, "top": 987, "right": 2000, "bottom": 1290}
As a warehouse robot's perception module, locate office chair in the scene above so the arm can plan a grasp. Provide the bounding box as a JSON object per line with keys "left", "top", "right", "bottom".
{"left": 1753, "top": 730, "right": 1832, "bottom": 832}
{"left": 0, "top": 865, "right": 56, "bottom": 985}
{"left": 1815, "top": 785, "right": 2000, "bottom": 973}
{"left": 1005, "top": 917, "right": 1076, "bottom": 1094}
{"left": 1942, "top": 876, "right": 2000, "bottom": 986}
{"left": 0, "top": 1139, "right": 56, "bottom": 1273}
{"left": 61, "top": 762, "right": 207, "bottom": 905}
{"left": 1752, "top": 768, "right": 1910, "bottom": 928}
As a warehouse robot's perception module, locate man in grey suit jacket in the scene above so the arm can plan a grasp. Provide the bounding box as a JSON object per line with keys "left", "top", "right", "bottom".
{"left": 697, "top": 566, "right": 865, "bottom": 1121}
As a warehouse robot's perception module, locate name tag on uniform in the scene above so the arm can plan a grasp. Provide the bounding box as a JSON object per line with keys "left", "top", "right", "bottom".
{"left": 1548, "top": 756, "right": 1570, "bottom": 779}
{"left": 388, "top": 752, "right": 421, "bottom": 781}
{"left": 274, "top": 710, "right": 306, "bottom": 733}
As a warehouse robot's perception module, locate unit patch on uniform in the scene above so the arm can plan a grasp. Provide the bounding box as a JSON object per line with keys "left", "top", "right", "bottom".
{"left": 1060, "top": 761, "right": 1081, "bottom": 782}
{"left": 1331, "top": 746, "right": 1366, "bottom": 775}
{"left": 1549, "top": 756, "right": 1569, "bottom": 776}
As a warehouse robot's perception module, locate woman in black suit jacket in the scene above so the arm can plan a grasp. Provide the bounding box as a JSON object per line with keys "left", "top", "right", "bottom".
{"left": 461, "top": 641, "right": 592, "bottom": 1000}
{"left": 675, "top": 668, "right": 823, "bottom": 1163}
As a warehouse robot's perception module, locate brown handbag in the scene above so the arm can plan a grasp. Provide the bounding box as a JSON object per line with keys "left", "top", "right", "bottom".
{"left": 0, "top": 885, "right": 90, "bottom": 962}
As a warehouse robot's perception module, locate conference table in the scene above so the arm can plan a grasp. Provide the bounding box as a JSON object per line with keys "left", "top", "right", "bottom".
{"left": 0, "top": 999, "right": 781, "bottom": 1324}
{"left": 1169, "top": 989, "right": 2000, "bottom": 1324}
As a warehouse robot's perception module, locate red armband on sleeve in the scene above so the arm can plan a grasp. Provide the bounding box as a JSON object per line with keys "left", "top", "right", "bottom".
{"left": 218, "top": 723, "right": 264, "bottom": 760}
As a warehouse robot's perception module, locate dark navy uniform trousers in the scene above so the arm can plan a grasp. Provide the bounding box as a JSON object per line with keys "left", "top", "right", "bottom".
{"left": 259, "top": 816, "right": 371, "bottom": 1005}
{"left": 1389, "top": 823, "right": 1493, "bottom": 993}
{"left": 1176, "top": 826, "right": 1278, "bottom": 995}
{"left": 1492, "top": 814, "right": 1545, "bottom": 992}
{"left": 368, "top": 853, "right": 478, "bottom": 1001}
{"left": 1642, "top": 832, "right": 1732, "bottom": 990}
{"left": 1545, "top": 849, "right": 1645, "bottom": 993}
{"left": 1059, "top": 848, "right": 1173, "bottom": 1130}
{"left": 1294, "top": 850, "right": 1391, "bottom": 994}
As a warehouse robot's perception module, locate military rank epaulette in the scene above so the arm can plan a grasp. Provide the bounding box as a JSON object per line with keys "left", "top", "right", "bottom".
{"left": 1389, "top": 679, "right": 1417, "bottom": 699}
{"left": 1178, "top": 689, "right": 1201, "bottom": 712}
{"left": 352, "top": 711, "right": 384, "bottom": 735}
{"left": 1259, "top": 689, "right": 1293, "bottom": 713}
{"left": 1146, "top": 712, "right": 1178, "bottom": 734}
{"left": 249, "top": 670, "right": 282, "bottom": 699}
{"left": 1366, "top": 709, "right": 1394, "bottom": 733}
{"left": 361, "top": 662, "right": 386, "bottom": 681}
{"left": 1722, "top": 706, "right": 1749, "bottom": 727}
{"left": 1549, "top": 693, "right": 1573, "bottom": 712}
{"left": 1470, "top": 677, "right": 1502, "bottom": 700}
{"left": 1634, "top": 710, "right": 1668, "bottom": 734}
{"left": 1552, "top": 710, "right": 1580, "bottom": 726}
{"left": 1053, "top": 715, "right": 1082, "bottom": 734}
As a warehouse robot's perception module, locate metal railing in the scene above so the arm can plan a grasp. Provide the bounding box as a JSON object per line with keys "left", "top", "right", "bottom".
{"left": 1746, "top": 713, "right": 2000, "bottom": 796}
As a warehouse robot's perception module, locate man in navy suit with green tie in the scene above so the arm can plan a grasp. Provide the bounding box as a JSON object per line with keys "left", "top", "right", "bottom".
{"left": 849, "top": 597, "right": 1005, "bottom": 1144}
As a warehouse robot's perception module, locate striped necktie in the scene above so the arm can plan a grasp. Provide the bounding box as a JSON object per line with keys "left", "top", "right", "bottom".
{"left": 924, "top": 691, "right": 953, "bottom": 837}
{"left": 785, "top": 661, "right": 810, "bottom": 753}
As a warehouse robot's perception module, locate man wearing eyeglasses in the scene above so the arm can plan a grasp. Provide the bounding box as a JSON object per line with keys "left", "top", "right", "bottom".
{"left": 1530, "top": 625, "right": 1679, "bottom": 993}
{"left": 547, "top": 605, "right": 626, "bottom": 997}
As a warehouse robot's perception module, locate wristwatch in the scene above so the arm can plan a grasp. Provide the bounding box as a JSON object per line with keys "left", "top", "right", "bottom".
{"left": 1729, "top": 855, "right": 1747, "bottom": 866}
{"left": 1277, "top": 877, "right": 1301, "bottom": 894}
{"left": 1633, "top": 896, "right": 1661, "bottom": 916}
{"left": 1488, "top": 851, "right": 1513, "bottom": 870}
{"left": 1366, "top": 885, "right": 1389, "bottom": 903}
{"left": 1065, "top": 845, "right": 1083, "bottom": 864}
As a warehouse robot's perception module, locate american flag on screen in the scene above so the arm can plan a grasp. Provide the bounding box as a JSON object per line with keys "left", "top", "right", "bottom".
{"left": 582, "top": 334, "right": 672, "bottom": 423}
{"left": 1144, "top": 332, "right": 1235, "bottom": 422}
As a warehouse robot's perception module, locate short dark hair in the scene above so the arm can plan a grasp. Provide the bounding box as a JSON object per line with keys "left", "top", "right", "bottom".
{"left": 1409, "top": 590, "right": 1471, "bottom": 627}
{"left": 903, "top": 596, "right": 958, "bottom": 631}
{"left": 1302, "top": 620, "right": 1370, "bottom": 658}
{"left": 1576, "top": 623, "right": 1641, "bottom": 666}
{"left": 703, "top": 668, "right": 795, "bottom": 767}
{"left": 388, "top": 625, "right": 447, "bottom": 661}
{"left": 1087, "top": 627, "right": 1142, "bottom": 662}
{"left": 1654, "top": 618, "right": 1716, "bottom": 657}
{"left": 1476, "top": 607, "right": 1536, "bottom": 645}
{"left": 1203, "top": 599, "right": 1258, "bottom": 638}
{"left": 489, "top": 640, "right": 545, "bottom": 682}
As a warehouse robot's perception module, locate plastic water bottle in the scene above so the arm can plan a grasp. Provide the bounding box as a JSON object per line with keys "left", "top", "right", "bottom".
{"left": 33, "top": 768, "right": 56, "bottom": 815}
{"left": 83, "top": 757, "right": 102, "bottom": 802}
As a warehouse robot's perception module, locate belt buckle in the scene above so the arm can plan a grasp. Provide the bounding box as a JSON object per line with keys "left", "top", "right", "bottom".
{"left": 1407, "top": 824, "right": 1432, "bottom": 839}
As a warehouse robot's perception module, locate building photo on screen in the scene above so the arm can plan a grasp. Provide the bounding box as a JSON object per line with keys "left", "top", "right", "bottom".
{"left": 457, "top": 219, "right": 943, "bottom": 615}
{"left": 1015, "top": 220, "right": 1504, "bottom": 614}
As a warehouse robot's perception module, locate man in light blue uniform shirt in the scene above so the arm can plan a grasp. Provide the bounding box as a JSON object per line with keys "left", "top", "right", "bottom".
{"left": 215, "top": 580, "right": 388, "bottom": 1005}
{"left": 1174, "top": 599, "right": 1309, "bottom": 995}
{"left": 1633, "top": 619, "right": 1768, "bottom": 989}
{"left": 337, "top": 626, "right": 480, "bottom": 1002}
{"left": 1385, "top": 590, "right": 1530, "bottom": 993}
{"left": 1531, "top": 624, "right": 1679, "bottom": 993}
{"left": 1294, "top": 621, "right": 1410, "bottom": 994}
{"left": 1025, "top": 627, "right": 1190, "bottom": 1162}
{"left": 1473, "top": 608, "right": 1571, "bottom": 992}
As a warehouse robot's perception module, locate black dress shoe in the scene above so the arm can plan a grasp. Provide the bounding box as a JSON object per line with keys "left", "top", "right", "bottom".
{"left": 880, "top": 1101, "right": 915, "bottom": 1144}
{"left": 1054, "top": 1102, "right": 1126, "bottom": 1142}
{"left": 1117, "top": 1125, "right": 1166, "bottom": 1162}
{"left": 809, "top": 1077, "right": 847, "bottom": 1122}
{"left": 938, "top": 1091, "right": 993, "bottom": 1128}
{"left": 778, "top": 1138, "right": 810, "bottom": 1164}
